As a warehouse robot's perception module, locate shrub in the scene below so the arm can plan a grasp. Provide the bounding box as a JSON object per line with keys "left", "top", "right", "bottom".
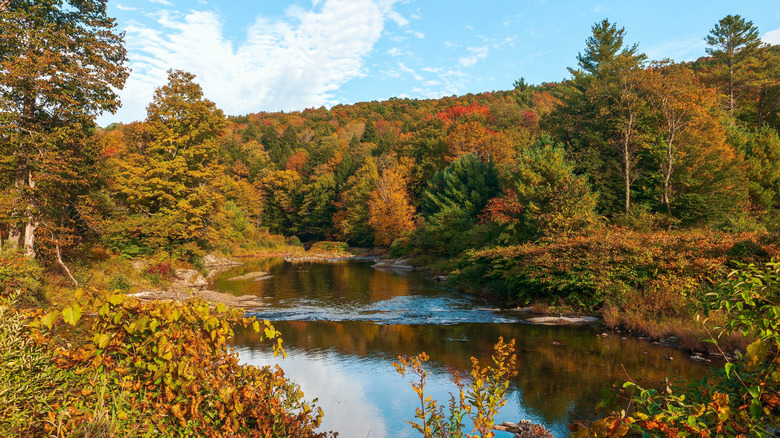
{"left": 28, "top": 292, "right": 333, "bottom": 437}
{"left": 571, "top": 260, "right": 780, "bottom": 437}
{"left": 309, "top": 241, "right": 349, "bottom": 253}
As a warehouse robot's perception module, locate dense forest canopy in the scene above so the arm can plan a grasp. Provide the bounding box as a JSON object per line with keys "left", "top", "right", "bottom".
{"left": 1, "top": 12, "right": 778, "bottom": 266}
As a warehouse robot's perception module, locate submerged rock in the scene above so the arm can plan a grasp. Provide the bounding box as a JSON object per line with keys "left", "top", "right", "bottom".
{"left": 371, "top": 258, "right": 415, "bottom": 270}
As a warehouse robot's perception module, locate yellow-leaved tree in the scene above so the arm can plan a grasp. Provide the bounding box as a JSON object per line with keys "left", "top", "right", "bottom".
{"left": 110, "top": 70, "right": 226, "bottom": 257}
{"left": 368, "top": 163, "right": 416, "bottom": 246}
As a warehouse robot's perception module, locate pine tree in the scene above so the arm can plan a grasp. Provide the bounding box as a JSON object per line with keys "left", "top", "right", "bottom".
{"left": 705, "top": 15, "right": 762, "bottom": 117}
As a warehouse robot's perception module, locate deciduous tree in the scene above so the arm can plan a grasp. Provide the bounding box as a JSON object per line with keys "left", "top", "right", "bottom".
{"left": 0, "top": 0, "right": 128, "bottom": 256}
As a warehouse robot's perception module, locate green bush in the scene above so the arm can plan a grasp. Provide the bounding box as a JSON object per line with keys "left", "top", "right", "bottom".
{"left": 309, "top": 241, "right": 348, "bottom": 253}
{"left": 572, "top": 260, "right": 780, "bottom": 437}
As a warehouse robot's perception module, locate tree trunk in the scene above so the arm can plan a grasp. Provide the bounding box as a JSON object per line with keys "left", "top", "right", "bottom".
{"left": 7, "top": 227, "right": 21, "bottom": 249}
{"left": 622, "top": 113, "right": 634, "bottom": 215}
{"left": 663, "top": 137, "right": 674, "bottom": 215}
{"left": 21, "top": 96, "right": 37, "bottom": 257}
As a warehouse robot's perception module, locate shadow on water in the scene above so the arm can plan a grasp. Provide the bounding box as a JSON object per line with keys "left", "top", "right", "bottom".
{"left": 218, "top": 259, "right": 715, "bottom": 437}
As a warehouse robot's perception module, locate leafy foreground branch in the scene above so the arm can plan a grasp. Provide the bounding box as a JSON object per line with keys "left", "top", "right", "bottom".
{"left": 571, "top": 261, "right": 780, "bottom": 437}
{"left": 0, "top": 291, "right": 334, "bottom": 437}
{"left": 394, "top": 337, "right": 552, "bottom": 438}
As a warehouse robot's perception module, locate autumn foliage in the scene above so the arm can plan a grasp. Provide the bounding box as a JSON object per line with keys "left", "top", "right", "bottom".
{"left": 1, "top": 291, "right": 333, "bottom": 437}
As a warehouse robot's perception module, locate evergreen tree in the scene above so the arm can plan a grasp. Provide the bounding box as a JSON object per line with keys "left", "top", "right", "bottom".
{"left": 574, "top": 19, "right": 639, "bottom": 76}
{"left": 422, "top": 154, "right": 500, "bottom": 220}
{"left": 705, "top": 15, "right": 762, "bottom": 117}
{"left": 499, "top": 134, "right": 598, "bottom": 239}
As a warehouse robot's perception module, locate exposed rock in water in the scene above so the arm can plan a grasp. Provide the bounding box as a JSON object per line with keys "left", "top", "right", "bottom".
{"left": 202, "top": 254, "right": 242, "bottom": 267}
{"left": 226, "top": 271, "right": 272, "bottom": 281}
{"left": 371, "top": 258, "right": 415, "bottom": 270}
{"left": 525, "top": 316, "right": 600, "bottom": 325}
{"left": 494, "top": 420, "right": 553, "bottom": 438}
{"left": 128, "top": 289, "right": 266, "bottom": 309}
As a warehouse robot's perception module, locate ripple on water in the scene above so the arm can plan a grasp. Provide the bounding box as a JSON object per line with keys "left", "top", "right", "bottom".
{"left": 246, "top": 294, "right": 522, "bottom": 325}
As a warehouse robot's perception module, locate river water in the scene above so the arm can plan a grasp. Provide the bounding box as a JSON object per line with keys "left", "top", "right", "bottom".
{"left": 216, "top": 257, "right": 714, "bottom": 437}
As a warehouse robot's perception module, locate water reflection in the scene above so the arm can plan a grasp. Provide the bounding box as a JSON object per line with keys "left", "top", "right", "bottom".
{"left": 221, "top": 259, "right": 715, "bottom": 437}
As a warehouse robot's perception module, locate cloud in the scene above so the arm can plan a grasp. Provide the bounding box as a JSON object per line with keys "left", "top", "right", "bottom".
{"left": 116, "top": 4, "right": 137, "bottom": 11}
{"left": 764, "top": 28, "right": 780, "bottom": 45}
{"left": 645, "top": 37, "right": 707, "bottom": 62}
{"left": 387, "top": 47, "right": 401, "bottom": 56}
{"left": 105, "top": 0, "right": 399, "bottom": 123}
{"left": 396, "top": 63, "right": 423, "bottom": 81}
{"left": 458, "top": 45, "right": 488, "bottom": 67}
{"left": 148, "top": 0, "right": 172, "bottom": 5}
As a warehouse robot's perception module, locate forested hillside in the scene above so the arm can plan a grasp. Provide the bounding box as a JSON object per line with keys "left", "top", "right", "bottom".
{"left": 2, "top": 4, "right": 780, "bottom": 435}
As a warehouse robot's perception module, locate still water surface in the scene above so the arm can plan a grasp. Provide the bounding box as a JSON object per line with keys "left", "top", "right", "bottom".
{"left": 216, "top": 258, "right": 714, "bottom": 437}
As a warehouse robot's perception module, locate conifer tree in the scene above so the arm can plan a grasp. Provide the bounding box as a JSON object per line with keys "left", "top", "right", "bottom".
{"left": 705, "top": 15, "right": 762, "bottom": 117}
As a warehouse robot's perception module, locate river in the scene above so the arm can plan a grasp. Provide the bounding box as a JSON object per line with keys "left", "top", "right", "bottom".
{"left": 214, "top": 257, "right": 714, "bottom": 437}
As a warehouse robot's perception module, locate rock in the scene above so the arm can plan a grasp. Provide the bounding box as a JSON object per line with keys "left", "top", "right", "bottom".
{"left": 433, "top": 275, "right": 448, "bottom": 281}
{"left": 525, "top": 316, "right": 600, "bottom": 325}
{"left": 172, "top": 268, "right": 208, "bottom": 291}
{"left": 371, "top": 258, "right": 415, "bottom": 270}
{"left": 226, "top": 271, "right": 271, "bottom": 281}
{"left": 494, "top": 420, "right": 553, "bottom": 438}
{"left": 202, "top": 254, "right": 242, "bottom": 267}
{"left": 128, "top": 289, "right": 265, "bottom": 309}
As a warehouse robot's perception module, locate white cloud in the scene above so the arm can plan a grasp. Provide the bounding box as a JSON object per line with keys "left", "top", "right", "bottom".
{"left": 458, "top": 45, "right": 488, "bottom": 67}
{"left": 105, "top": 0, "right": 398, "bottom": 123}
{"left": 149, "top": 0, "right": 172, "bottom": 5}
{"left": 645, "top": 37, "right": 707, "bottom": 62}
{"left": 116, "top": 4, "right": 137, "bottom": 11}
{"left": 764, "top": 28, "right": 780, "bottom": 45}
{"left": 387, "top": 47, "right": 401, "bottom": 56}
{"left": 396, "top": 62, "right": 423, "bottom": 81}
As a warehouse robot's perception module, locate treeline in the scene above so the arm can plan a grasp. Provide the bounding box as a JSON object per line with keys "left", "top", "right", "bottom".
{"left": 3, "top": 13, "right": 780, "bottom": 274}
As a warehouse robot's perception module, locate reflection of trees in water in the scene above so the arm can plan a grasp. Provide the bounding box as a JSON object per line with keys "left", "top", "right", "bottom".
{"left": 225, "top": 259, "right": 713, "bottom": 429}
{"left": 232, "top": 320, "right": 712, "bottom": 426}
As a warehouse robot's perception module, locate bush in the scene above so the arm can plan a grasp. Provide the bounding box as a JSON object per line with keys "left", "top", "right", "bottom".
{"left": 24, "top": 292, "right": 333, "bottom": 437}
{"left": 0, "top": 295, "right": 71, "bottom": 436}
{"left": 309, "top": 241, "right": 348, "bottom": 253}
{"left": 572, "top": 260, "right": 780, "bottom": 437}
{"left": 0, "top": 250, "right": 43, "bottom": 305}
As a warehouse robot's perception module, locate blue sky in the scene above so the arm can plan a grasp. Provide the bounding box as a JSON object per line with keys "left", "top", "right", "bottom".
{"left": 99, "top": 0, "right": 780, "bottom": 125}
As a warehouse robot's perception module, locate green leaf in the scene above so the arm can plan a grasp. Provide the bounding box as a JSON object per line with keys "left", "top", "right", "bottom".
{"left": 62, "top": 305, "right": 82, "bottom": 325}
{"left": 724, "top": 362, "right": 735, "bottom": 379}
{"left": 750, "top": 399, "right": 762, "bottom": 419}
{"left": 748, "top": 385, "right": 761, "bottom": 399}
